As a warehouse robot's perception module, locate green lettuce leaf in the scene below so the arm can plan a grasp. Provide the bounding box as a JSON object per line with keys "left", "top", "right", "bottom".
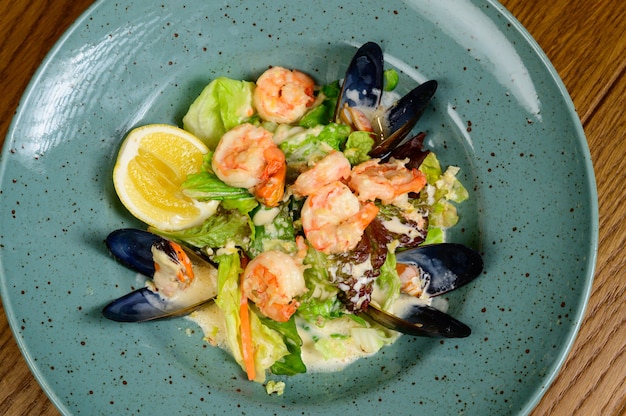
{"left": 149, "top": 205, "right": 253, "bottom": 249}
{"left": 428, "top": 199, "right": 460, "bottom": 228}
{"left": 213, "top": 252, "right": 244, "bottom": 367}
{"left": 296, "top": 245, "right": 344, "bottom": 324}
{"left": 314, "top": 333, "right": 350, "bottom": 360}
{"left": 181, "top": 171, "right": 253, "bottom": 201}
{"left": 436, "top": 166, "right": 469, "bottom": 203}
{"left": 312, "top": 318, "right": 396, "bottom": 360}
{"left": 297, "top": 296, "right": 345, "bottom": 325}
{"left": 417, "top": 152, "right": 468, "bottom": 240}
{"left": 220, "top": 197, "right": 260, "bottom": 215}
{"left": 182, "top": 77, "right": 255, "bottom": 149}
{"left": 343, "top": 131, "right": 374, "bottom": 165}
{"left": 349, "top": 326, "right": 397, "bottom": 353}
{"left": 247, "top": 203, "right": 297, "bottom": 258}
{"left": 255, "top": 311, "right": 306, "bottom": 376}
{"left": 298, "top": 81, "right": 340, "bottom": 127}
{"left": 248, "top": 312, "right": 290, "bottom": 380}
{"left": 317, "top": 123, "right": 351, "bottom": 149}
{"left": 374, "top": 250, "right": 401, "bottom": 311}
{"left": 383, "top": 69, "right": 399, "bottom": 91}
{"left": 180, "top": 153, "right": 261, "bottom": 214}
{"left": 200, "top": 151, "right": 214, "bottom": 174}
{"left": 418, "top": 152, "right": 443, "bottom": 184}
{"left": 422, "top": 226, "right": 444, "bottom": 245}
{"left": 277, "top": 123, "right": 351, "bottom": 171}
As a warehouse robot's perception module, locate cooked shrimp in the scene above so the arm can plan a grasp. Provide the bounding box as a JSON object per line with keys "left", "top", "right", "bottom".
{"left": 212, "top": 123, "right": 286, "bottom": 207}
{"left": 253, "top": 66, "right": 315, "bottom": 124}
{"left": 241, "top": 250, "right": 307, "bottom": 322}
{"left": 349, "top": 158, "right": 427, "bottom": 205}
{"left": 301, "top": 181, "right": 379, "bottom": 254}
{"left": 291, "top": 151, "right": 351, "bottom": 197}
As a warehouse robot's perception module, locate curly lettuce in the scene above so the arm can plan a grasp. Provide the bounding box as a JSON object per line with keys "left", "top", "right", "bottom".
{"left": 150, "top": 205, "right": 253, "bottom": 250}
{"left": 296, "top": 245, "right": 345, "bottom": 325}
{"left": 418, "top": 152, "right": 468, "bottom": 243}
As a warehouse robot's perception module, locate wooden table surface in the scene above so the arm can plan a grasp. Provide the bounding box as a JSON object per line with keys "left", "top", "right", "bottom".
{"left": 1, "top": 1, "right": 624, "bottom": 415}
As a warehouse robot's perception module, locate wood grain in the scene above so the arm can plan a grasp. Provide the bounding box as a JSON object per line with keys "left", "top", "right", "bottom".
{"left": 0, "top": 1, "right": 94, "bottom": 147}
{"left": 1, "top": 2, "right": 95, "bottom": 415}
{"left": 499, "top": 0, "right": 626, "bottom": 126}
{"left": 498, "top": 1, "right": 626, "bottom": 414}
{"left": 528, "top": 66, "right": 626, "bottom": 416}
{"left": 1, "top": 0, "right": 625, "bottom": 415}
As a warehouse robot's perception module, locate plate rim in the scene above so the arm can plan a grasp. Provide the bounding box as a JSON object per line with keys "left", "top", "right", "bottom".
{"left": 491, "top": 2, "right": 599, "bottom": 413}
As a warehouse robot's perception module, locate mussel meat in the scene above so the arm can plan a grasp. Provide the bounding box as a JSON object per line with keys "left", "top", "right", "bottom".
{"left": 396, "top": 242, "right": 483, "bottom": 297}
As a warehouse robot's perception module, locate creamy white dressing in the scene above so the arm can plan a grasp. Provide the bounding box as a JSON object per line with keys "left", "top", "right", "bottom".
{"left": 188, "top": 307, "right": 385, "bottom": 373}
{"left": 187, "top": 303, "right": 228, "bottom": 349}
{"left": 296, "top": 316, "right": 394, "bottom": 372}
{"left": 381, "top": 216, "right": 415, "bottom": 235}
{"left": 381, "top": 215, "right": 427, "bottom": 243}
{"left": 424, "top": 184, "right": 436, "bottom": 206}
{"left": 187, "top": 287, "right": 448, "bottom": 375}
{"left": 252, "top": 206, "right": 281, "bottom": 226}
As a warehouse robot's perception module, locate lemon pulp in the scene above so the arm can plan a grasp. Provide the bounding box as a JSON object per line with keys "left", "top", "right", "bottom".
{"left": 113, "top": 124, "right": 219, "bottom": 230}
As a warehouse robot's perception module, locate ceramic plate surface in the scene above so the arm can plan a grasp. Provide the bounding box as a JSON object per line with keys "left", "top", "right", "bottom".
{"left": 0, "top": 0, "right": 597, "bottom": 414}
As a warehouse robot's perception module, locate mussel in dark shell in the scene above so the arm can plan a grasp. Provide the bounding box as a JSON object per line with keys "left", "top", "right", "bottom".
{"left": 334, "top": 41, "right": 438, "bottom": 159}
{"left": 103, "top": 229, "right": 482, "bottom": 339}
{"left": 362, "top": 243, "right": 483, "bottom": 338}
{"left": 102, "top": 229, "right": 217, "bottom": 322}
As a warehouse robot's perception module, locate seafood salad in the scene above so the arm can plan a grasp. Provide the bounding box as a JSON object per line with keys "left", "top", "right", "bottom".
{"left": 104, "top": 42, "right": 481, "bottom": 393}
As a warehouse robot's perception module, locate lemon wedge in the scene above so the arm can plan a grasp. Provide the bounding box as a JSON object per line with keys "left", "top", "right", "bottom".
{"left": 113, "top": 124, "right": 219, "bottom": 231}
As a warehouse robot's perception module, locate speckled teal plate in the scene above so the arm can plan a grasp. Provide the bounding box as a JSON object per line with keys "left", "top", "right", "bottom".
{"left": 0, "top": 0, "right": 598, "bottom": 414}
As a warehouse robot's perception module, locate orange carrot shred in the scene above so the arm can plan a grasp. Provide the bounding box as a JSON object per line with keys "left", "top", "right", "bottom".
{"left": 240, "top": 270, "right": 255, "bottom": 381}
